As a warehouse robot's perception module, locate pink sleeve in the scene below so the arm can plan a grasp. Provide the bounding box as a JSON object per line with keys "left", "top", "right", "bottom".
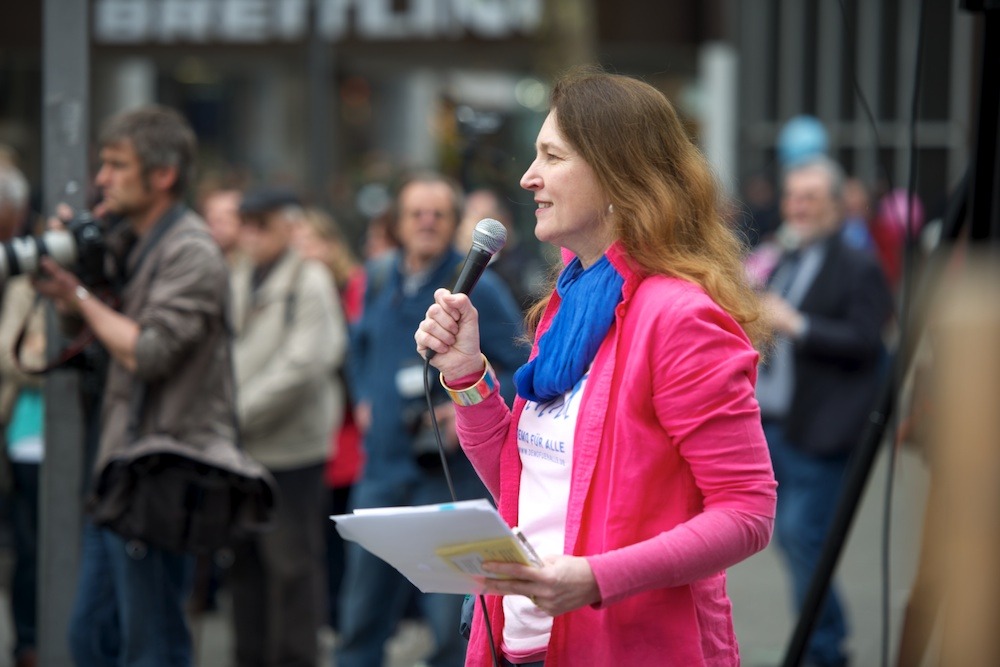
{"left": 589, "top": 293, "right": 776, "bottom": 606}
{"left": 587, "top": 509, "right": 773, "bottom": 607}
{"left": 454, "top": 388, "right": 513, "bottom": 500}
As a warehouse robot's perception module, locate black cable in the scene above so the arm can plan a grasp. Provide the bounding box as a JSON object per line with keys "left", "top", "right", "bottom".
{"left": 879, "top": 2, "right": 927, "bottom": 665}
{"left": 830, "top": 16, "right": 900, "bottom": 659}
{"left": 424, "top": 354, "right": 458, "bottom": 503}
{"left": 479, "top": 592, "right": 502, "bottom": 667}
{"left": 831, "top": 2, "right": 927, "bottom": 666}
{"left": 838, "top": 0, "right": 896, "bottom": 199}
{"left": 423, "top": 355, "right": 501, "bottom": 667}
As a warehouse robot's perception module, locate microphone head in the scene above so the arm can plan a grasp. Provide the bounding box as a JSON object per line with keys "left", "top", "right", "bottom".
{"left": 472, "top": 218, "right": 507, "bottom": 255}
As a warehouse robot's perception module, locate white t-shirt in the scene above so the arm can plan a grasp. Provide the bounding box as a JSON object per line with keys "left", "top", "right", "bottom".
{"left": 503, "top": 371, "right": 588, "bottom": 656}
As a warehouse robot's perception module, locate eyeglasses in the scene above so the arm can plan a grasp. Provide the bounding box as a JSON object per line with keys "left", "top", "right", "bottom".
{"left": 402, "top": 208, "right": 451, "bottom": 221}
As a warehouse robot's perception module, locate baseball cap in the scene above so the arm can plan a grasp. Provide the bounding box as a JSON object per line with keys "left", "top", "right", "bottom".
{"left": 238, "top": 186, "right": 302, "bottom": 216}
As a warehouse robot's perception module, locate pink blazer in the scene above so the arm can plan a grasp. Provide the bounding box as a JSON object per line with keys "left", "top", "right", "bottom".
{"left": 456, "top": 244, "right": 777, "bottom": 666}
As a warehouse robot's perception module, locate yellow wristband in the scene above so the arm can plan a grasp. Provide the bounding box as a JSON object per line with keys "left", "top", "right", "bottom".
{"left": 440, "top": 355, "right": 498, "bottom": 406}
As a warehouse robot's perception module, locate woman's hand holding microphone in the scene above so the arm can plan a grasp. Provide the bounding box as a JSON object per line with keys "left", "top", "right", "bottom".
{"left": 416, "top": 288, "right": 604, "bottom": 616}
{"left": 415, "top": 288, "right": 486, "bottom": 382}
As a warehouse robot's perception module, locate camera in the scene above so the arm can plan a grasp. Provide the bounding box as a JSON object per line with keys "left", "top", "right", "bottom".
{"left": 403, "top": 402, "right": 447, "bottom": 469}
{"left": 0, "top": 212, "right": 106, "bottom": 287}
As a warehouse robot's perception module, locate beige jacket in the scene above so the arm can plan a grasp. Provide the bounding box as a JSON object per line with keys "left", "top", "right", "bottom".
{"left": 0, "top": 277, "right": 45, "bottom": 425}
{"left": 230, "top": 250, "right": 346, "bottom": 470}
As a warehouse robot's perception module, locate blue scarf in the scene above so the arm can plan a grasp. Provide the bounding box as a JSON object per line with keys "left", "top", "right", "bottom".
{"left": 514, "top": 254, "right": 625, "bottom": 403}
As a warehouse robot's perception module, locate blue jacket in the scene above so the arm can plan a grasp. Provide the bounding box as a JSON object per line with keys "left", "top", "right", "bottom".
{"left": 349, "top": 249, "right": 528, "bottom": 486}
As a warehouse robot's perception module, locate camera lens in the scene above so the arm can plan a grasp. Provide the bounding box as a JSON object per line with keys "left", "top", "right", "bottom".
{"left": 0, "top": 213, "right": 103, "bottom": 286}
{"left": 0, "top": 230, "right": 76, "bottom": 282}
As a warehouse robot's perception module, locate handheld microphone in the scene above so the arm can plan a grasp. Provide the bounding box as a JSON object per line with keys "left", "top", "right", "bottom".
{"left": 453, "top": 218, "right": 507, "bottom": 295}
{"left": 425, "top": 218, "right": 507, "bottom": 360}
{"left": 421, "top": 218, "right": 507, "bottom": 667}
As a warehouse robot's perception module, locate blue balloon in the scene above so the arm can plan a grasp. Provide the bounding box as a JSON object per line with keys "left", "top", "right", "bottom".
{"left": 777, "top": 115, "right": 828, "bottom": 167}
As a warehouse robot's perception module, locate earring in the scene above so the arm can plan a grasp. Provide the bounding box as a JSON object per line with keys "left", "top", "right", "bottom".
{"left": 608, "top": 204, "right": 614, "bottom": 214}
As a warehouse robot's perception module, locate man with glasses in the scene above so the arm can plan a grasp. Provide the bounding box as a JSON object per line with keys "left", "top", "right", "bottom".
{"left": 338, "top": 173, "right": 526, "bottom": 667}
{"left": 757, "top": 156, "right": 893, "bottom": 667}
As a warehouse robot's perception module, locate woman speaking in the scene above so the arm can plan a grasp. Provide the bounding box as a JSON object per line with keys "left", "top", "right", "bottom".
{"left": 416, "top": 68, "right": 777, "bottom": 667}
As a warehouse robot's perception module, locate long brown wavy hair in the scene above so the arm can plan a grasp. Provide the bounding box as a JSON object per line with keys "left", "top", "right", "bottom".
{"left": 525, "top": 67, "right": 769, "bottom": 350}
{"left": 301, "top": 207, "right": 359, "bottom": 291}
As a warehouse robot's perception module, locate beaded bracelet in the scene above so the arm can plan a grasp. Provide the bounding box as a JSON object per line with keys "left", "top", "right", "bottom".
{"left": 440, "top": 355, "right": 498, "bottom": 406}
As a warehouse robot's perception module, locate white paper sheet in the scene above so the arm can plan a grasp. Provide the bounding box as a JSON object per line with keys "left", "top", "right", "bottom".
{"left": 331, "top": 498, "right": 538, "bottom": 595}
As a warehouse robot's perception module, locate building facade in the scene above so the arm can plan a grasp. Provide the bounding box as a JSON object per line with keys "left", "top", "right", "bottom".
{"left": 0, "top": 0, "right": 982, "bottom": 236}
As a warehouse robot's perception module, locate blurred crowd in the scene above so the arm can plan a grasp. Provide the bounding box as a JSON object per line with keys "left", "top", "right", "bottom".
{"left": 0, "top": 103, "right": 936, "bottom": 667}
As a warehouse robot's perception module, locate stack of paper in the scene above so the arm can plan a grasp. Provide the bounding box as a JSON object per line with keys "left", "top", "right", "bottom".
{"left": 331, "top": 498, "right": 540, "bottom": 595}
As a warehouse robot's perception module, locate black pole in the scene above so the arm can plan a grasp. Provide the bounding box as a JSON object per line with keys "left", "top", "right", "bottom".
{"left": 306, "top": 2, "right": 334, "bottom": 209}
{"left": 780, "top": 180, "right": 971, "bottom": 667}
{"left": 40, "top": 0, "right": 89, "bottom": 664}
{"left": 780, "top": 379, "right": 892, "bottom": 667}
{"left": 965, "top": 7, "right": 1000, "bottom": 244}
{"left": 781, "top": 3, "right": 1000, "bottom": 664}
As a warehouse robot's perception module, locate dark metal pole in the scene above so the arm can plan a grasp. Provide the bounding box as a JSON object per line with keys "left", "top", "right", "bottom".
{"left": 40, "top": 0, "right": 89, "bottom": 663}
{"left": 782, "top": 3, "right": 999, "bottom": 664}
{"left": 780, "top": 381, "right": 892, "bottom": 667}
{"left": 965, "top": 8, "right": 1000, "bottom": 244}
{"left": 307, "top": 4, "right": 334, "bottom": 207}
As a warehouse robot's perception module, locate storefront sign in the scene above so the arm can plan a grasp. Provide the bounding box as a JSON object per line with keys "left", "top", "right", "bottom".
{"left": 94, "top": 0, "right": 543, "bottom": 43}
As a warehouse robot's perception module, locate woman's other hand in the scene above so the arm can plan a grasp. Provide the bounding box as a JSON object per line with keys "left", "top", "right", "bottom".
{"left": 480, "top": 555, "right": 601, "bottom": 617}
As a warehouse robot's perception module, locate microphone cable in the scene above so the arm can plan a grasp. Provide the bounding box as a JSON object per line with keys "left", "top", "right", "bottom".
{"left": 423, "top": 354, "right": 502, "bottom": 667}
{"left": 835, "top": 0, "right": 928, "bottom": 665}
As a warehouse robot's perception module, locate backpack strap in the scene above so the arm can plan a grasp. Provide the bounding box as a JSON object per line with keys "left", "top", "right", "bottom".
{"left": 283, "top": 258, "right": 305, "bottom": 328}
{"left": 13, "top": 293, "right": 94, "bottom": 375}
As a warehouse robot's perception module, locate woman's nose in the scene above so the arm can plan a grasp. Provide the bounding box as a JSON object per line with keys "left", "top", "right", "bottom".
{"left": 520, "top": 163, "right": 540, "bottom": 190}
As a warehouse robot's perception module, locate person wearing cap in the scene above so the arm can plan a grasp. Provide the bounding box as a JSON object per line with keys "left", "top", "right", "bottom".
{"left": 227, "top": 186, "right": 346, "bottom": 667}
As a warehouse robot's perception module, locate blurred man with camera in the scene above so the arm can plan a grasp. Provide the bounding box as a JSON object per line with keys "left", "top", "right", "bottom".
{"left": 227, "top": 187, "right": 345, "bottom": 667}
{"left": 33, "top": 106, "right": 238, "bottom": 667}
{"left": 338, "top": 172, "right": 526, "bottom": 667}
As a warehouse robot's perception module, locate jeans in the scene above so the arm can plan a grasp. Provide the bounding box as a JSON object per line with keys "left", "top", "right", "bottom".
{"left": 336, "top": 465, "right": 485, "bottom": 667}
{"left": 764, "top": 420, "right": 850, "bottom": 667}
{"left": 10, "top": 462, "right": 38, "bottom": 659}
{"left": 68, "top": 521, "right": 194, "bottom": 667}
